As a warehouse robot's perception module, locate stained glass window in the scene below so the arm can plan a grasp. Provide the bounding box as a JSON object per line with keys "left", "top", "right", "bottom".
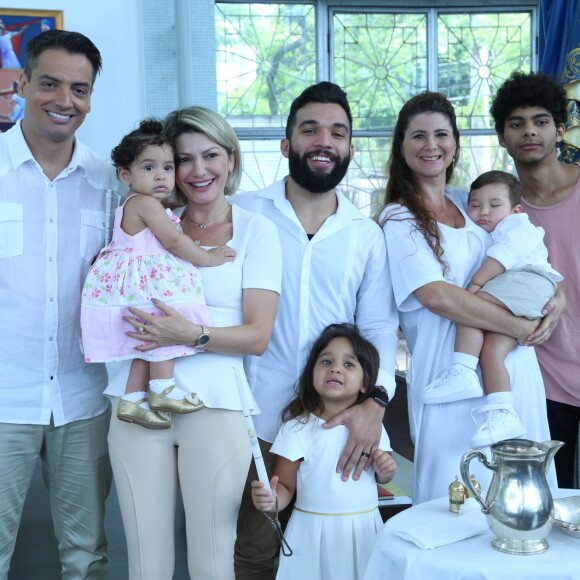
{"left": 216, "top": 2, "right": 536, "bottom": 209}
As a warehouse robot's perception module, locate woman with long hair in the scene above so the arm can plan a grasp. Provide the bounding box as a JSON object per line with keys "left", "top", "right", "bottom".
{"left": 378, "top": 92, "right": 558, "bottom": 503}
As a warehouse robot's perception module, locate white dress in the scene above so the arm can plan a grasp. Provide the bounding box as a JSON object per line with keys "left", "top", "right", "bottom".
{"left": 271, "top": 414, "right": 391, "bottom": 580}
{"left": 381, "top": 189, "right": 555, "bottom": 504}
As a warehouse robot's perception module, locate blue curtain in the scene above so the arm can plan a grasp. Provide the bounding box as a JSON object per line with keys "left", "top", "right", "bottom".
{"left": 538, "top": 0, "right": 580, "bottom": 163}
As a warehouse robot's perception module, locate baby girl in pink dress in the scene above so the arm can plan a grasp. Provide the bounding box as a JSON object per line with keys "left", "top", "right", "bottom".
{"left": 81, "top": 120, "right": 235, "bottom": 428}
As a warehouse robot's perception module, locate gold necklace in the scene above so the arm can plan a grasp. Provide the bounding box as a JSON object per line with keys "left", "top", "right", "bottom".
{"left": 185, "top": 205, "right": 230, "bottom": 229}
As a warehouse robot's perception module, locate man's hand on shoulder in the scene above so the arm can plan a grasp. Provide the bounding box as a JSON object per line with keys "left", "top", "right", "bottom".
{"left": 322, "top": 394, "right": 385, "bottom": 481}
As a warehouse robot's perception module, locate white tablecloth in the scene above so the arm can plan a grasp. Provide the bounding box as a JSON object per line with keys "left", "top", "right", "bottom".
{"left": 364, "top": 490, "right": 580, "bottom": 580}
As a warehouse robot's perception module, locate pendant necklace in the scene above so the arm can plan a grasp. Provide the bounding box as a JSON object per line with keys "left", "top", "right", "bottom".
{"left": 185, "top": 204, "right": 231, "bottom": 245}
{"left": 185, "top": 205, "right": 230, "bottom": 229}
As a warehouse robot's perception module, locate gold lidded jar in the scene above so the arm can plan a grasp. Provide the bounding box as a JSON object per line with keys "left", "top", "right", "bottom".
{"left": 449, "top": 476, "right": 466, "bottom": 513}
{"left": 464, "top": 474, "right": 481, "bottom": 499}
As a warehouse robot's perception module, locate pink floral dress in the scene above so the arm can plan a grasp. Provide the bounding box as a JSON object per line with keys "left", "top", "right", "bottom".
{"left": 80, "top": 196, "right": 210, "bottom": 362}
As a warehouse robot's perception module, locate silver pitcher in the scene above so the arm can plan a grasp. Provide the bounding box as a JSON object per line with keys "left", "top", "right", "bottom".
{"left": 460, "top": 438, "right": 563, "bottom": 555}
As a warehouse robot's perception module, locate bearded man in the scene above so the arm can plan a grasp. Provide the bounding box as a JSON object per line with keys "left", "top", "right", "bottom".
{"left": 232, "top": 81, "right": 398, "bottom": 580}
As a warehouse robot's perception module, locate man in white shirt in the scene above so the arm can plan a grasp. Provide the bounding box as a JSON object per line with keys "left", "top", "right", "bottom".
{"left": 0, "top": 30, "right": 120, "bottom": 579}
{"left": 233, "top": 82, "right": 399, "bottom": 579}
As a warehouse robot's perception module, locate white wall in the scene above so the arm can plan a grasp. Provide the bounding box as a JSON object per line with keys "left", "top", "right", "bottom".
{"left": 8, "top": 0, "right": 147, "bottom": 158}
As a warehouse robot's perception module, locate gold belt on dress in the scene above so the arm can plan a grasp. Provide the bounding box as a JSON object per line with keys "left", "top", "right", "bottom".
{"left": 293, "top": 506, "right": 378, "bottom": 517}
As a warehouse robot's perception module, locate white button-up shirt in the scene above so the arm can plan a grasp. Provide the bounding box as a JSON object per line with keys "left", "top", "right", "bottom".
{"left": 0, "top": 122, "right": 121, "bottom": 426}
{"left": 232, "top": 178, "right": 399, "bottom": 442}
{"left": 487, "top": 213, "right": 562, "bottom": 280}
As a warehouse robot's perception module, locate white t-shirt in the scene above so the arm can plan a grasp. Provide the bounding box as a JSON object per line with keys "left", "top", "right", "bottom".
{"left": 105, "top": 204, "right": 282, "bottom": 411}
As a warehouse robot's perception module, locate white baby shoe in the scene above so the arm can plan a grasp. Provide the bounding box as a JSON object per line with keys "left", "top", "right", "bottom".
{"left": 470, "top": 404, "right": 526, "bottom": 448}
{"left": 423, "top": 364, "right": 483, "bottom": 404}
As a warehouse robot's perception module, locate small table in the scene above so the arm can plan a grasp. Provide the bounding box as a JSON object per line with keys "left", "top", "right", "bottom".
{"left": 364, "top": 490, "right": 580, "bottom": 580}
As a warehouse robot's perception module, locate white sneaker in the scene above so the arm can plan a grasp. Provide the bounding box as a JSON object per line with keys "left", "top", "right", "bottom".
{"left": 423, "top": 364, "right": 483, "bottom": 404}
{"left": 470, "top": 404, "right": 527, "bottom": 448}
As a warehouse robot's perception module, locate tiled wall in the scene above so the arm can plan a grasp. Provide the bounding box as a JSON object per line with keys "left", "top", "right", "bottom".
{"left": 143, "top": 0, "right": 217, "bottom": 118}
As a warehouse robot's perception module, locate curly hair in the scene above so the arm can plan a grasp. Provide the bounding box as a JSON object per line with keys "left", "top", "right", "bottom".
{"left": 378, "top": 91, "right": 460, "bottom": 275}
{"left": 282, "top": 323, "right": 379, "bottom": 424}
{"left": 490, "top": 71, "right": 567, "bottom": 135}
{"left": 111, "top": 119, "right": 172, "bottom": 171}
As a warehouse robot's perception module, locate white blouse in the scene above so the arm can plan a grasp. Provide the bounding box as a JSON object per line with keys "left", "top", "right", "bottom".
{"left": 105, "top": 204, "right": 282, "bottom": 412}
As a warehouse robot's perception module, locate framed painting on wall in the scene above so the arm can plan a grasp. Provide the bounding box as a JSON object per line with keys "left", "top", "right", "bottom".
{"left": 0, "top": 8, "right": 64, "bottom": 130}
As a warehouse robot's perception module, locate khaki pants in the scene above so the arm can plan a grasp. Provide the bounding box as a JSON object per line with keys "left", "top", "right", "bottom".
{"left": 0, "top": 409, "right": 112, "bottom": 580}
{"left": 108, "top": 401, "right": 251, "bottom": 580}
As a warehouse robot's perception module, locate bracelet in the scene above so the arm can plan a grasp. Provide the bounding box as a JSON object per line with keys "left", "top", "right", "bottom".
{"left": 262, "top": 495, "right": 293, "bottom": 557}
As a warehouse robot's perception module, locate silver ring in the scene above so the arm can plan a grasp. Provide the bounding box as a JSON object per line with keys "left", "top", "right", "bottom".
{"left": 138, "top": 326, "right": 145, "bottom": 333}
{"left": 361, "top": 451, "right": 370, "bottom": 458}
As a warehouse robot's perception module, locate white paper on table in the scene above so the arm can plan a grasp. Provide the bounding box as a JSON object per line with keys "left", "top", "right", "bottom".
{"left": 379, "top": 496, "right": 412, "bottom": 506}
{"left": 392, "top": 498, "right": 488, "bottom": 549}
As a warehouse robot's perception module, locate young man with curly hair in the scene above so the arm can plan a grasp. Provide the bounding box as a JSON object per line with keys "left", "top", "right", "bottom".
{"left": 491, "top": 72, "right": 580, "bottom": 488}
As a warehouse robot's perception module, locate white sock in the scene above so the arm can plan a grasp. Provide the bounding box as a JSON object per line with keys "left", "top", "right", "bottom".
{"left": 122, "top": 391, "right": 152, "bottom": 410}
{"left": 150, "top": 378, "right": 180, "bottom": 398}
{"left": 123, "top": 390, "right": 147, "bottom": 403}
{"left": 451, "top": 352, "right": 478, "bottom": 371}
{"left": 486, "top": 391, "right": 514, "bottom": 410}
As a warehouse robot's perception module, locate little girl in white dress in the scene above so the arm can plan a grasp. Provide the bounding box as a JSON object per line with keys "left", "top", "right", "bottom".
{"left": 81, "top": 120, "right": 235, "bottom": 429}
{"left": 251, "top": 323, "right": 397, "bottom": 580}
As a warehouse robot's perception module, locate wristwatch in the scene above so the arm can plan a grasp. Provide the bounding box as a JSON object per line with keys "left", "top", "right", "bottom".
{"left": 371, "top": 386, "right": 389, "bottom": 407}
{"left": 193, "top": 325, "right": 210, "bottom": 347}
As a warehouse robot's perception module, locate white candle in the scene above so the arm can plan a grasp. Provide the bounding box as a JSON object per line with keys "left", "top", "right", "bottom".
{"left": 236, "top": 377, "right": 271, "bottom": 492}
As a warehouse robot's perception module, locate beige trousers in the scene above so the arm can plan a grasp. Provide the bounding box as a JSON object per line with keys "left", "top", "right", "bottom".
{"left": 108, "top": 401, "right": 251, "bottom": 580}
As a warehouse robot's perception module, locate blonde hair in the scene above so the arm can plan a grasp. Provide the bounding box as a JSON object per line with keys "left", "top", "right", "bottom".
{"left": 163, "top": 106, "right": 242, "bottom": 204}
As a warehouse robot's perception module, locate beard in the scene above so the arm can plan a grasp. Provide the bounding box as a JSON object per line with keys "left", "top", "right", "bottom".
{"left": 288, "top": 145, "right": 351, "bottom": 194}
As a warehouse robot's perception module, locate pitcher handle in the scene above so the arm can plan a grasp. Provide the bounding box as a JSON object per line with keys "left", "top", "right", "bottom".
{"left": 460, "top": 448, "right": 493, "bottom": 514}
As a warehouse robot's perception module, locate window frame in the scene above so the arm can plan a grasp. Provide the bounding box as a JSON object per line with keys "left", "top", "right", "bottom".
{"left": 216, "top": 0, "right": 539, "bottom": 200}
{"left": 217, "top": 0, "right": 539, "bottom": 143}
